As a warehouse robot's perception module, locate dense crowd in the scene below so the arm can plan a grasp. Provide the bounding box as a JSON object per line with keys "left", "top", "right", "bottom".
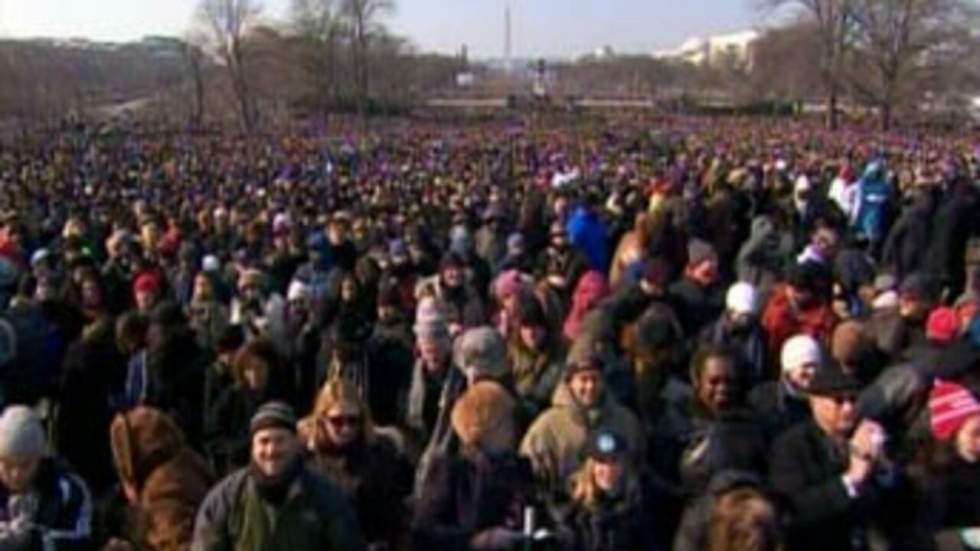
{"left": 0, "top": 115, "right": 977, "bottom": 550}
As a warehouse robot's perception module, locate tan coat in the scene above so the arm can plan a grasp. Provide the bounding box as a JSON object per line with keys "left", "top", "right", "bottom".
{"left": 519, "top": 380, "right": 645, "bottom": 492}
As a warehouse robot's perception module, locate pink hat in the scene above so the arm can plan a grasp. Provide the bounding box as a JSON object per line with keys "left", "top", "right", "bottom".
{"left": 926, "top": 307, "right": 961, "bottom": 344}
{"left": 929, "top": 379, "right": 980, "bottom": 441}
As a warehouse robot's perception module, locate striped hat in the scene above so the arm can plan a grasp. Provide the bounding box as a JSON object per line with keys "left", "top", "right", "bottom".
{"left": 929, "top": 379, "right": 980, "bottom": 441}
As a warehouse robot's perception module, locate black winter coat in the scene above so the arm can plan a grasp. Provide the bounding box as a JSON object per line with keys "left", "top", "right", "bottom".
{"left": 769, "top": 421, "right": 919, "bottom": 551}
{"left": 668, "top": 279, "right": 725, "bottom": 338}
{"left": 748, "top": 380, "right": 812, "bottom": 442}
{"left": 558, "top": 484, "right": 661, "bottom": 551}
{"left": 306, "top": 436, "right": 413, "bottom": 549}
{"left": 411, "top": 448, "right": 536, "bottom": 551}
{"left": 366, "top": 322, "right": 415, "bottom": 427}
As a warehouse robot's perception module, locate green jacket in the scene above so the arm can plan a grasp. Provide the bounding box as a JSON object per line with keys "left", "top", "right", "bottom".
{"left": 191, "top": 466, "right": 365, "bottom": 551}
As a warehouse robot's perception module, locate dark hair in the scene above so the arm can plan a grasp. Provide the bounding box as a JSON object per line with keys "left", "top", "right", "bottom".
{"left": 216, "top": 324, "right": 245, "bottom": 354}
{"left": 116, "top": 311, "right": 149, "bottom": 350}
{"left": 690, "top": 344, "right": 738, "bottom": 386}
{"left": 233, "top": 337, "right": 281, "bottom": 385}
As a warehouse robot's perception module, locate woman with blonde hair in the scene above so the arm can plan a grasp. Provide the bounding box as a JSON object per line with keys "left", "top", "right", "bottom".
{"left": 299, "top": 377, "right": 413, "bottom": 551}
{"left": 557, "top": 429, "right": 659, "bottom": 551}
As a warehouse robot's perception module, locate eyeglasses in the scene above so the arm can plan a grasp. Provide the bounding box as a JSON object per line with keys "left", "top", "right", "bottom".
{"left": 327, "top": 415, "right": 361, "bottom": 428}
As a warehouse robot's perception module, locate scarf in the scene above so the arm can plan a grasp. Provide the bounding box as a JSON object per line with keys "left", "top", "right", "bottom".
{"left": 248, "top": 454, "right": 304, "bottom": 507}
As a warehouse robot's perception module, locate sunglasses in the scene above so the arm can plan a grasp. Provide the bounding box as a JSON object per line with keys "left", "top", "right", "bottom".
{"left": 327, "top": 415, "right": 361, "bottom": 428}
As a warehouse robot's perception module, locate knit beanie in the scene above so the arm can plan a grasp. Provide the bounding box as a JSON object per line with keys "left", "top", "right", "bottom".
{"left": 929, "top": 379, "right": 980, "bottom": 441}
{"left": 687, "top": 239, "right": 717, "bottom": 267}
{"left": 725, "top": 282, "right": 759, "bottom": 316}
{"left": 454, "top": 327, "right": 508, "bottom": 380}
{"left": 0, "top": 406, "right": 46, "bottom": 459}
{"left": 250, "top": 402, "right": 297, "bottom": 436}
{"left": 926, "top": 307, "right": 961, "bottom": 344}
{"left": 414, "top": 296, "right": 449, "bottom": 340}
{"left": 781, "top": 335, "right": 822, "bottom": 374}
{"left": 134, "top": 273, "right": 161, "bottom": 296}
{"left": 287, "top": 280, "right": 311, "bottom": 302}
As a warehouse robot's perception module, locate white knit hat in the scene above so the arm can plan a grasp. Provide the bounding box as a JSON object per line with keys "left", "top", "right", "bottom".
{"left": 0, "top": 406, "right": 46, "bottom": 459}
{"left": 781, "top": 335, "right": 822, "bottom": 374}
{"left": 202, "top": 255, "right": 221, "bottom": 273}
{"left": 726, "top": 282, "right": 759, "bottom": 316}
{"left": 287, "top": 280, "right": 310, "bottom": 302}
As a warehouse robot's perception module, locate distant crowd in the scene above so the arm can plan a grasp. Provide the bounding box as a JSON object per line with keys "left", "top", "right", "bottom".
{"left": 0, "top": 116, "right": 977, "bottom": 550}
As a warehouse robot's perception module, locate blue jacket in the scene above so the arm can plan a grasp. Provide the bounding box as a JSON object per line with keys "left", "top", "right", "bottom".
{"left": 0, "top": 459, "right": 92, "bottom": 551}
{"left": 567, "top": 207, "right": 609, "bottom": 272}
{"left": 855, "top": 163, "right": 893, "bottom": 241}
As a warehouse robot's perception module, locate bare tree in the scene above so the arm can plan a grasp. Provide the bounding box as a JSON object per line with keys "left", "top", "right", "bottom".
{"left": 760, "top": 0, "right": 857, "bottom": 129}
{"left": 291, "top": 0, "right": 344, "bottom": 109}
{"left": 848, "top": 0, "right": 976, "bottom": 130}
{"left": 196, "top": 0, "right": 263, "bottom": 131}
{"left": 340, "top": 0, "right": 394, "bottom": 119}
{"left": 182, "top": 33, "right": 209, "bottom": 129}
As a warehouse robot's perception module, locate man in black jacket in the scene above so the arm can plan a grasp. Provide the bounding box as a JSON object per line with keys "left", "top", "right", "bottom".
{"left": 770, "top": 363, "right": 916, "bottom": 551}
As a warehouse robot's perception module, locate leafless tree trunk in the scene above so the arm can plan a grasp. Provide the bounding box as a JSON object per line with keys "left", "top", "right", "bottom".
{"left": 197, "top": 0, "right": 262, "bottom": 131}
{"left": 760, "top": 0, "right": 856, "bottom": 130}
{"left": 182, "top": 39, "right": 208, "bottom": 129}
{"left": 849, "top": 0, "right": 974, "bottom": 131}
{"left": 341, "top": 0, "right": 394, "bottom": 120}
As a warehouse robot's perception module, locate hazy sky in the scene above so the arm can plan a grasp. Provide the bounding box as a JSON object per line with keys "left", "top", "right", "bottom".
{"left": 0, "top": 0, "right": 763, "bottom": 58}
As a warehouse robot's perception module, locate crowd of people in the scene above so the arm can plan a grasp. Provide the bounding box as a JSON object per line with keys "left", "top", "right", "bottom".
{"left": 0, "top": 114, "right": 977, "bottom": 550}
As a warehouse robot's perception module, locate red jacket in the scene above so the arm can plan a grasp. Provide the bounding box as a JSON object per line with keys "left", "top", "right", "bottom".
{"left": 762, "top": 285, "right": 837, "bottom": 373}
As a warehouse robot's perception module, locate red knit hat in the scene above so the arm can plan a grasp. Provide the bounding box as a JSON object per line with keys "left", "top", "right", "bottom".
{"left": 133, "top": 273, "right": 160, "bottom": 296}
{"left": 929, "top": 379, "right": 980, "bottom": 441}
{"left": 926, "top": 307, "right": 961, "bottom": 344}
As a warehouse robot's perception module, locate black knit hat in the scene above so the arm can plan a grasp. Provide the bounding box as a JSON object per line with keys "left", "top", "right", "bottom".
{"left": 250, "top": 402, "right": 297, "bottom": 436}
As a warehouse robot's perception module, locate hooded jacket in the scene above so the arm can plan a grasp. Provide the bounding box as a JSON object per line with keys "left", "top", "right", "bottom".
{"left": 761, "top": 285, "right": 837, "bottom": 369}
{"left": 882, "top": 192, "right": 934, "bottom": 281}
{"left": 855, "top": 163, "right": 894, "bottom": 242}
{"left": 563, "top": 271, "right": 610, "bottom": 342}
{"left": 110, "top": 407, "right": 214, "bottom": 551}
{"left": 0, "top": 458, "right": 92, "bottom": 551}
{"left": 736, "top": 216, "right": 793, "bottom": 298}
{"left": 567, "top": 206, "right": 610, "bottom": 272}
{"left": 519, "top": 381, "right": 645, "bottom": 495}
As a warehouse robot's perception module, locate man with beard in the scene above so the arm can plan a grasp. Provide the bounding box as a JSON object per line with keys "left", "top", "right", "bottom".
{"left": 415, "top": 252, "right": 487, "bottom": 335}
{"left": 192, "top": 402, "right": 364, "bottom": 551}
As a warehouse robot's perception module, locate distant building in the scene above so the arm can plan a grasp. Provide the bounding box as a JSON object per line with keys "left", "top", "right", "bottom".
{"left": 653, "top": 30, "right": 759, "bottom": 68}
